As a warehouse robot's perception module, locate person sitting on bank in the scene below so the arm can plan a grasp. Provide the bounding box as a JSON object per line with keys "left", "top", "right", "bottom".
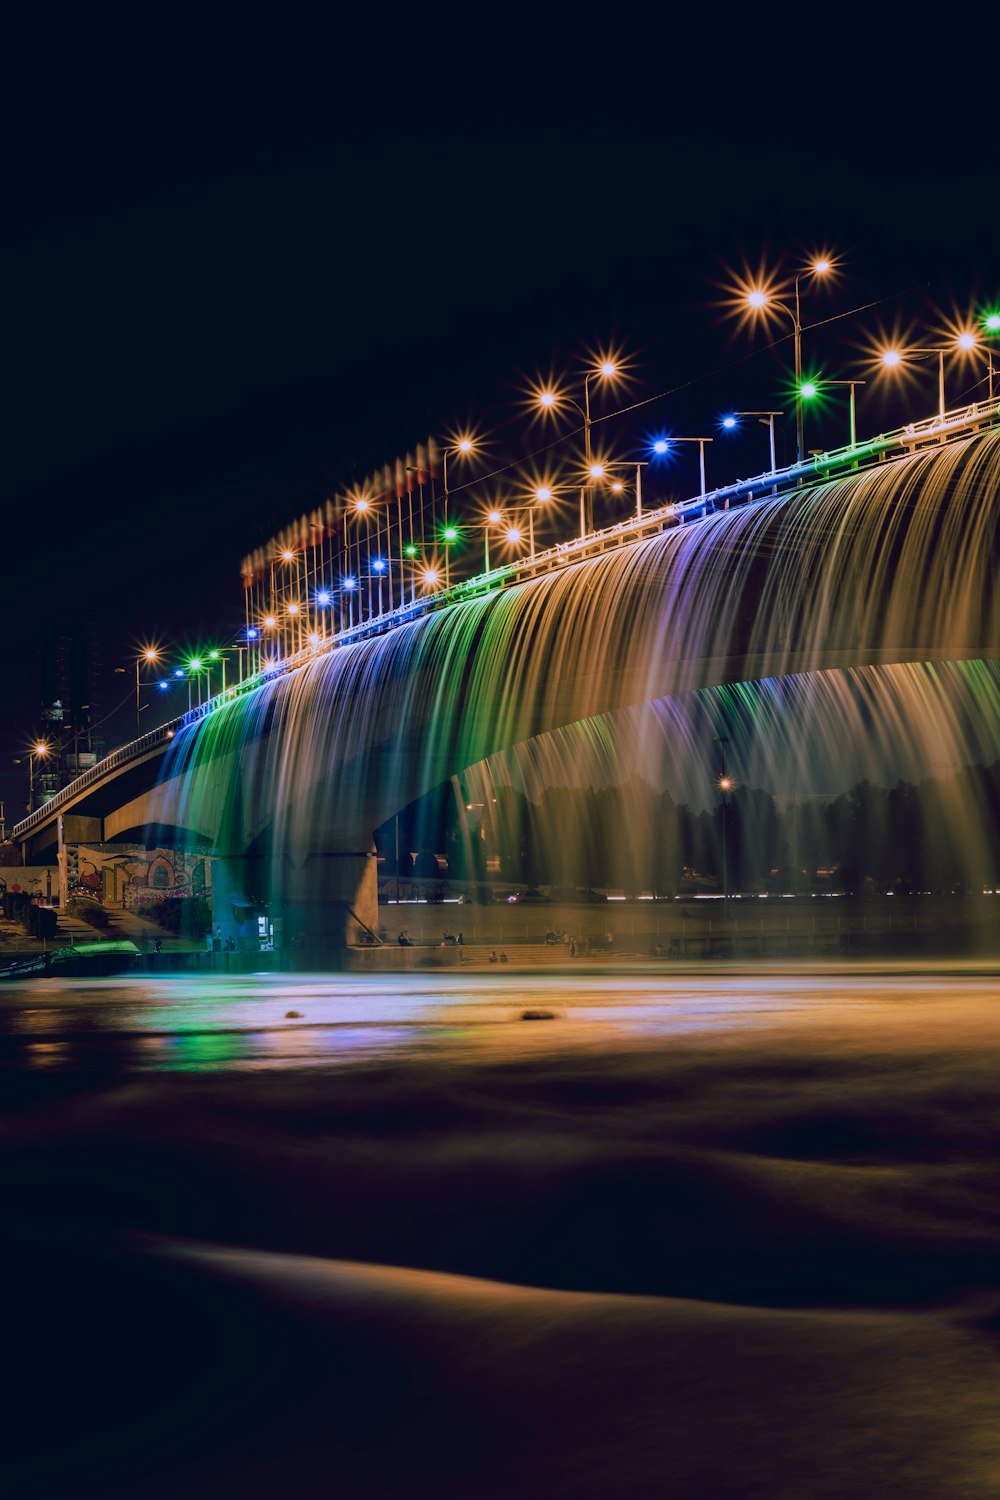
{"left": 398, "top": 930, "right": 411, "bottom": 946}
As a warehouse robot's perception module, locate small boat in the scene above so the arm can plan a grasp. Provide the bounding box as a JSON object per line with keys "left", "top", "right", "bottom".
{"left": 0, "top": 939, "right": 142, "bottom": 980}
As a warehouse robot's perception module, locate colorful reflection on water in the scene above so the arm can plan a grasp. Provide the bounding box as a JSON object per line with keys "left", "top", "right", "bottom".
{"left": 1, "top": 966, "right": 998, "bottom": 1074}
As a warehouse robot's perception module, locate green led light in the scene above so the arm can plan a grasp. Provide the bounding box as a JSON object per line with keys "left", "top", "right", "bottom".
{"left": 800, "top": 381, "right": 819, "bottom": 399}
{"left": 405, "top": 545, "right": 418, "bottom": 556}
{"left": 444, "top": 526, "right": 458, "bottom": 541}
{"left": 209, "top": 650, "right": 220, "bottom": 659}
{"left": 985, "top": 313, "right": 1000, "bottom": 333}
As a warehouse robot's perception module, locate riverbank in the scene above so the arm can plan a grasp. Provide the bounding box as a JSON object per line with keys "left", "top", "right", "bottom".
{"left": 3, "top": 893, "right": 998, "bottom": 974}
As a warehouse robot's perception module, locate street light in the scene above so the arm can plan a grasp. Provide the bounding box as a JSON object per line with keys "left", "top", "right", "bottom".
{"left": 714, "top": 734, "right": 733, "bottom": 919}
{"left": 442, "top": 524, "right": 459, "bottom": 588}
{"left": 441, "top": 436, "right": 474, "bottom": 525}
{"left": 440, "top": 437, "right": 476, "bottom": 587}
{"left": 486, "top": 485, "right": 553, "bottom": 564}
{"left": 650, "top": 435, "right": 713, "bottom": 496}
{"left": 483, "top": 508, "right": 503, "bottom": 572}
{"left": 607, "top": 463, "right": 650, "bottom": 518}
{"left": 134, "top": 647, "right": 160, "bottom": 740}
{"left": 535, "top": 358, "right": 621, "bottom": 536}
{"left": 878, "top": 330, "right": 991, "bottom": 419}
{"left": 721, "top": 411, "right": 784, "bottom": 475}
{"left": 741, "top": 258, "right": 835, "bottom": 463}
{"left": 27, "top": 740, "right": 51, "bottom": 814}
{"left": 799, "top": 379, "right": 865, "bottom": 449}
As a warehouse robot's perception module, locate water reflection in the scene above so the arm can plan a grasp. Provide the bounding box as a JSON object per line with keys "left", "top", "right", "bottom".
{"left": 0, "top": 966, "right": 997, "bottom": 1076}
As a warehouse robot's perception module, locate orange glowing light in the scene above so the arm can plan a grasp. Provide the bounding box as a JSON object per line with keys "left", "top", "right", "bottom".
{"left": 588, "top": 345, "right": 627, "bottom": 387}
{"left": 524, "top": 371, "right": 571, "bottom": 422}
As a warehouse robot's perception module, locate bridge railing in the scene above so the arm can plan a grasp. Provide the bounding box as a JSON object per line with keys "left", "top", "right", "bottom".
{"left": 13, "top": 398, "right": 997, "bottom": 845}
{"left": 12, "top": 716, "right": 189, "bottom": 841}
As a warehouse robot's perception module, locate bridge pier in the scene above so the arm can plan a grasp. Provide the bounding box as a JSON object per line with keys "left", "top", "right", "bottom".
{"left": 57, "top": 815, "right": 104, "bottom": 908}
{"left": 213, "top": 846, "right": 379, "bottom": 961}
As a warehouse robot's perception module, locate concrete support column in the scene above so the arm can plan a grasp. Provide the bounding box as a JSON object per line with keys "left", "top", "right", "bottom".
{"left": 57, "top": 814, "right": 103, "bottom": 908}
{"left": 211, "top": 846, "right": 379, "bottom": 961}
{"left": 209, "top": 855, "right": 268, "bottom": 950}
{"left": 273, "top": 847, "right": 379, "bottom": 955}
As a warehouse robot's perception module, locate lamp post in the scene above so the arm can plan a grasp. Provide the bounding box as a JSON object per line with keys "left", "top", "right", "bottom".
{"left": 442, "top": 524, "right": 458, "bottom": 589}
{"left": 722, "top": 411, "right": 784, "bottom": 474}
{"left": 483, "top": 509, "right": 503, "bottom": 572}
{"left": 440, "top": 438, "right": 475, "bottom": 588}
{"left": 879, "top": 330, "right": 991, "bottom": 421}
{"left": 342, "top": 576, "right": 357, "bottom": 631}
{"left": 608, "top": 463, "right": 649, "bottom": 518}
{"left": 714, "top": 734, "right": 732, "bottom": 919}
{"left": 742, "top": 258, "right": 834, "bottom": 464}
{"left": 27, "top": 740, "right": 50, "bottom": 814}
{"left": 651, "top": 436, "right": 713, "bottom": 496}
{"left": 133, "top": 648, "right": 160, "bottom": 740}
{"left": 488, "top": 485, "right": 554, "bottom": 565}
{"left": 880, "top": 347, "right": 947, "bottom": 420}
{"left": 719, "top": 775, "right": 733, "bottom": 919}
{"left": 983, "top": 314, "right": 999, "bottom": 399}
{"left": 536, "top": 361, "right": 620, "bottom": 537}
{"left": 800, "top": 379, "right": 865, "bottom": 449}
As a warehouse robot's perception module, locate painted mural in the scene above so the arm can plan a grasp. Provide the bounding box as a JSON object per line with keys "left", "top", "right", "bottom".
{"left": 61, "top": 845, "right": 212, "bottom": 909}
{"left": 0, "top": 867, "right": 56, "bottom": 902}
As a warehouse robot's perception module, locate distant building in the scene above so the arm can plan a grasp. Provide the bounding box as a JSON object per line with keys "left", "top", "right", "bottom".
{"left": 34, "top": 613, "right": 105, "bottom": 801}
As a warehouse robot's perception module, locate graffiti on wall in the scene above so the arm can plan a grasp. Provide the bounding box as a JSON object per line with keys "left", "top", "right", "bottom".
{"left": 65, "top": 846, "right": 211, "bottom": 908}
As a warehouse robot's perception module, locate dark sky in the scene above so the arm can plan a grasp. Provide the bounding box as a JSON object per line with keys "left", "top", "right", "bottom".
{"left": 3, "top": 28, "right": 994, "bottom": 822}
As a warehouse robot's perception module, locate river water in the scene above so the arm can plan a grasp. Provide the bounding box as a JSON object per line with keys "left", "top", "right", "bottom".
{"left": 3, "top": 964, "right": 999, "bottom": 1498}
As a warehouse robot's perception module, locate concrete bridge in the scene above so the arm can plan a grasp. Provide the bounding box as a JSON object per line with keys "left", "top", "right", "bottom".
{"left": 14, "top": 402, "right": 1000, "bottom": 954}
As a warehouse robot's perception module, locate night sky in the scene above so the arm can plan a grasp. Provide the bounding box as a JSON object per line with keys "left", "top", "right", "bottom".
{"left": 4, "top": 30, "right": 994, "bottom": 823}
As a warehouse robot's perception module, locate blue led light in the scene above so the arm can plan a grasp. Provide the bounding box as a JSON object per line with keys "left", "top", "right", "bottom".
{"left": 722, "top": 416, "right": 737, "bottom": 429}
{"left": 653, "top": 439, "right": 669, "bottom": 455}
{"left": 247, "top": 627, "right": 259, "bottom": 638}
{"left": 343, "top": 577, "right": 357, "bottom": 591}
{"left": 372, "top": 559, "right": 386, "bottom": 574}
{"left": 316, "top": 590, "right": 331, "bottom": 605}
